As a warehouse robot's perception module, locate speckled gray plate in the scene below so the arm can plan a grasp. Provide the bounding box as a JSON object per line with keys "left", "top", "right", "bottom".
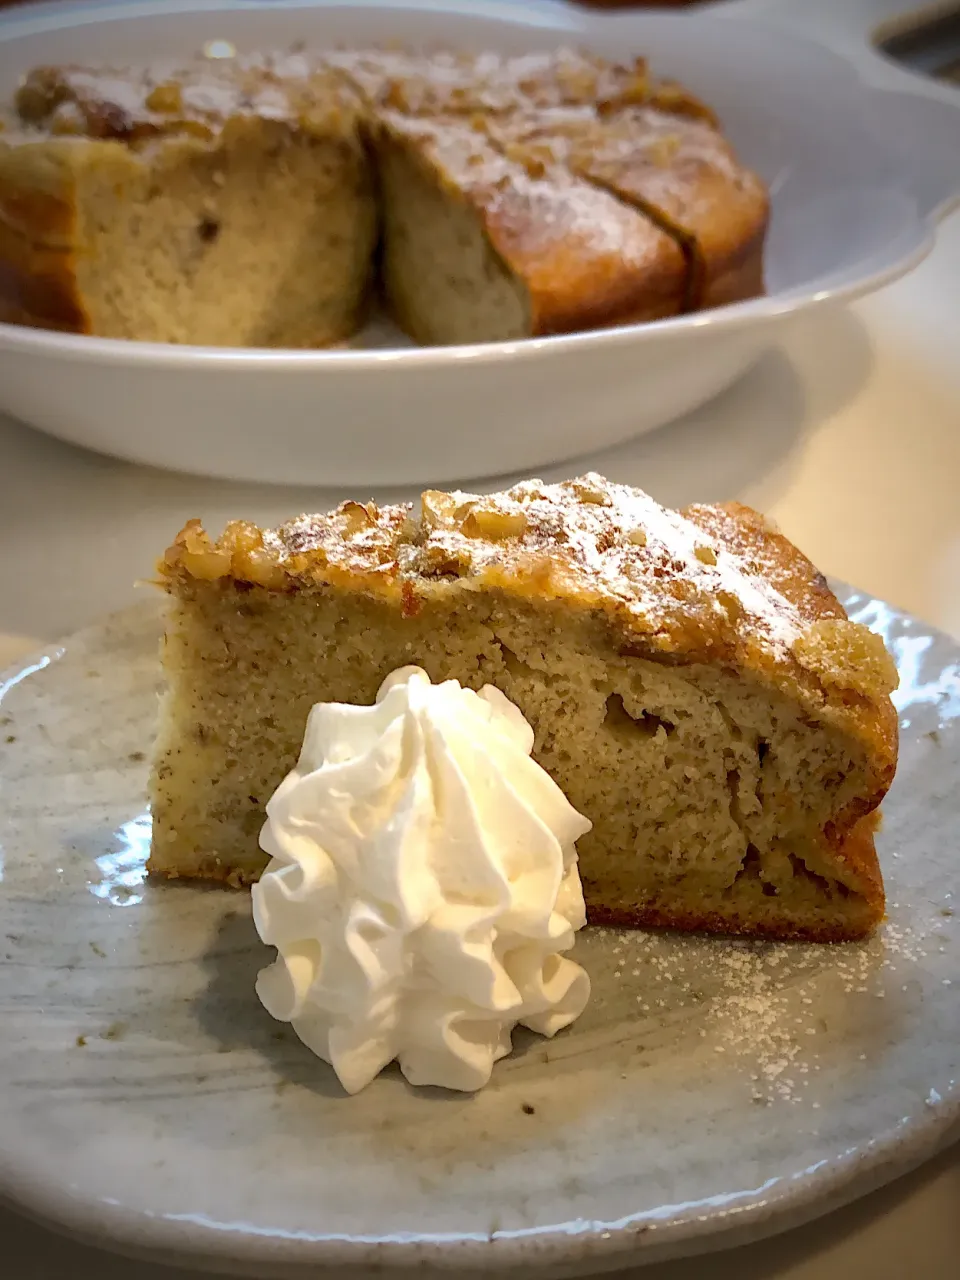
{"left": 0, "top": 592, "right": 957, "bottom": 1279}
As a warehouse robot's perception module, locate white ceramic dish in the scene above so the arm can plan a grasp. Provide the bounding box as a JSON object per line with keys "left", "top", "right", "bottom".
{"left": 0, "top": 589, "right": 957, "bottom": 1278}
{"left": 0, "top": 0, "right": 957, "bottom": 486}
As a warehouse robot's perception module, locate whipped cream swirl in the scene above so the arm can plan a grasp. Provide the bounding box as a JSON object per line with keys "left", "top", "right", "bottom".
{"left": 252, "top": 666, "right": 592, "bottom": 1094}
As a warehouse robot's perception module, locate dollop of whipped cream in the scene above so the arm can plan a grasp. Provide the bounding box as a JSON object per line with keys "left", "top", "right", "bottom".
{"left": 251, "top": 666, "right": 592, "bottom": 1094}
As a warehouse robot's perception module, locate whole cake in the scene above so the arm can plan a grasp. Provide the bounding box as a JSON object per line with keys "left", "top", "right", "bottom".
{"left": 0, "top": 45, "right": 768, "bottom": 345}
{"left": 150, "top": 474, "right": 898, "bottom": 942}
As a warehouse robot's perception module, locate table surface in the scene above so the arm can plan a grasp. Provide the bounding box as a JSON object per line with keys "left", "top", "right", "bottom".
{"left": 1, "top": 0, "right": 959, "bottom": 1274}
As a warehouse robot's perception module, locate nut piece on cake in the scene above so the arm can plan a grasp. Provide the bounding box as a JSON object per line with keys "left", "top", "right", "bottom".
{"left": 150, "top": 473, "right": 897, "bottom": 943}
{"left": 328, "top": 46, "right": 712, "bottom": 120}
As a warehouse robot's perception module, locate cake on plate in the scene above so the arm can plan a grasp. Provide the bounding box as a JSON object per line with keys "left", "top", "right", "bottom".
{"left": 0, "top": 45, "right": 767, "bottom": 345}
{"left": 150, "top": 474, "right": 898, "bottom": 942}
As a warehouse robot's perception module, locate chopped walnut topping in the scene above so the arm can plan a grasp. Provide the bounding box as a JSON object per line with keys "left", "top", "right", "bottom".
{"left": 163, "top": 518, "right": 289, "bottom": 587}
{"left": 646, "top": 132, "right": 681, "bottom": 167}
{"left": 339, "top": 500, "right": 377, "bottom": 534}
{"left": 571, "top": 477, "right": 613, "bottom": 506}
{"left": 793, "top": 619, "right": 899, "bottom": 698}
{"left": 11, "top": 54, "right": 362, "bottom": 147}
{"left": 168, "top": 519, "right": 232, "bottom": 581}
{"left": 421, "top": 489, "right": 458, "bottom": 530}
{"left": 145, "top": 81, "right": 184, "bottom": 114}
{"left": 502, "top": 138, "right": 554, "bottom": 178}
{"left": 555, "top": 66, "right": 597, "bottom": 100}
{"left": 382, "top": 80, "right": 407, "bottom": 111}
{"left": 49, "top": 102, "right": 86, "bottom": 135}
{"left": 458, "top": 503, "right": 528, "bottom": 541}
{"left": 716, "top": 590, "right": 743, "bottom": 623}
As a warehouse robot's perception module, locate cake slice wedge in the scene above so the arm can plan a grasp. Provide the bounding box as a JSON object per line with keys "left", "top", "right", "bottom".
{"left": 370, "top": 110, "right": 687, "bottom": 344}
{"left": 486, "top": 105, "right": 769, "bottom": 310}
{"left": 150, "top": 474, "right": 898, "bottom": 942}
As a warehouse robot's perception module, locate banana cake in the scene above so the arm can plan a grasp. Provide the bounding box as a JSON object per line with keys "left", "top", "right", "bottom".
{"left": 150, "top": 474, "right": 898, "bottom": 942}
{"left": 0, "top": 45, "right": 767, "bottom": 345}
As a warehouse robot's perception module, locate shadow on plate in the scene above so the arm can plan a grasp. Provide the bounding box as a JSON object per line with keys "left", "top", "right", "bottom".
{"left": 192, "top": 904, "right": 549, "bottom": 1104}
{"left": 192, "top": 906, "right": 349, "bottom": 1100}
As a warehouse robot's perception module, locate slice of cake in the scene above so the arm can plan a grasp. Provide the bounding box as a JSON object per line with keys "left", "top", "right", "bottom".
{"left": 487, "top": 106, "right": 769, "bottom": 311}
{"left": 0, "top": 56, "right": 376, "bottom": 344}
{"left": 150, "top": 474, "right": 898, "bottom": 942}
{"left": 372, "top": 110, "right": 687, "bottom": 343}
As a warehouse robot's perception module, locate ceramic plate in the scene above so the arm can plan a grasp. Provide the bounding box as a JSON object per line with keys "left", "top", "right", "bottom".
{"left": 0, "top": 591, "right": 957, "bottom": 1278}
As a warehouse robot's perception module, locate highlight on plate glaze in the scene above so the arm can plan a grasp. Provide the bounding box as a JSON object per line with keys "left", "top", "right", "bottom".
{"left": 847, "top": 595, "right": 960, "bottom": 723}
{"left": 0, "top": 651, "right": 65, "bottom": 886}
{"left": 0, "top": 652, "right": 60, "bottom": 702}
{"left": 89, "top": 812, "right": 152, "bottom": 907}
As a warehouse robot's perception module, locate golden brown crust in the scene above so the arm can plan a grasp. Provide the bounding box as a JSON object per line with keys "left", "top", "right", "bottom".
{"left": 12, "top": 56, "right": 360, "bottom": 146}
{"left": 588, "top": 821, "right": 885, "bottom": 940}
{"left": 155, "top": 478, "right": 863, "bottom": 662}
{"left": 0, "top": 135, "right": 109, "bottom": 330}
{"left": 332, "top": 47, "right": 718, "bottom": 124}
{"left": 485, "top": 106, "right": 768, "bottom": 311}
{"left": 0, "top": 221, "right": 89, "bottom": 331}
{"left": 0, "top": 163, "right": 75, "bottom": 244}
{"left": 374, "top": 111, "right": 688, "bottom": 332}
{"left": 687, "top": 500, "right": 900, "bottom": 826}
{"left": 683, "top": 501, "right": 844, "bottom": 631}
{"left": 329, "top": 47, "right": 677, "bottom": 117}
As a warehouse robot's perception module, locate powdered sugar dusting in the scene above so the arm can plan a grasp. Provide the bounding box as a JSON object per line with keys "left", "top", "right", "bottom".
{"left": 327, "top": 45, "right": 651, "bottom": 116}
{"left": 573, "top": 890, "right": 954, "bottom": 1109}
{"left": 491, "top": 101, "right": 744, "bottom": 184}
{"left": 421, "top": 473, "right": 804, "bottom": 657}
{"left": 251, "top": 474, "right": 814, "bottom": 666}
{"left": 10, "top": 53, "right": 359, "bottom": 145}
{"left": 379, "top": 112, "right": 661, "bottom": 268}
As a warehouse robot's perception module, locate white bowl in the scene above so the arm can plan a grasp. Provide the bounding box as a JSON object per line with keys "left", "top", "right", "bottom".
{"left": 0, "top": 0, "right": 958, "bottom": 487}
